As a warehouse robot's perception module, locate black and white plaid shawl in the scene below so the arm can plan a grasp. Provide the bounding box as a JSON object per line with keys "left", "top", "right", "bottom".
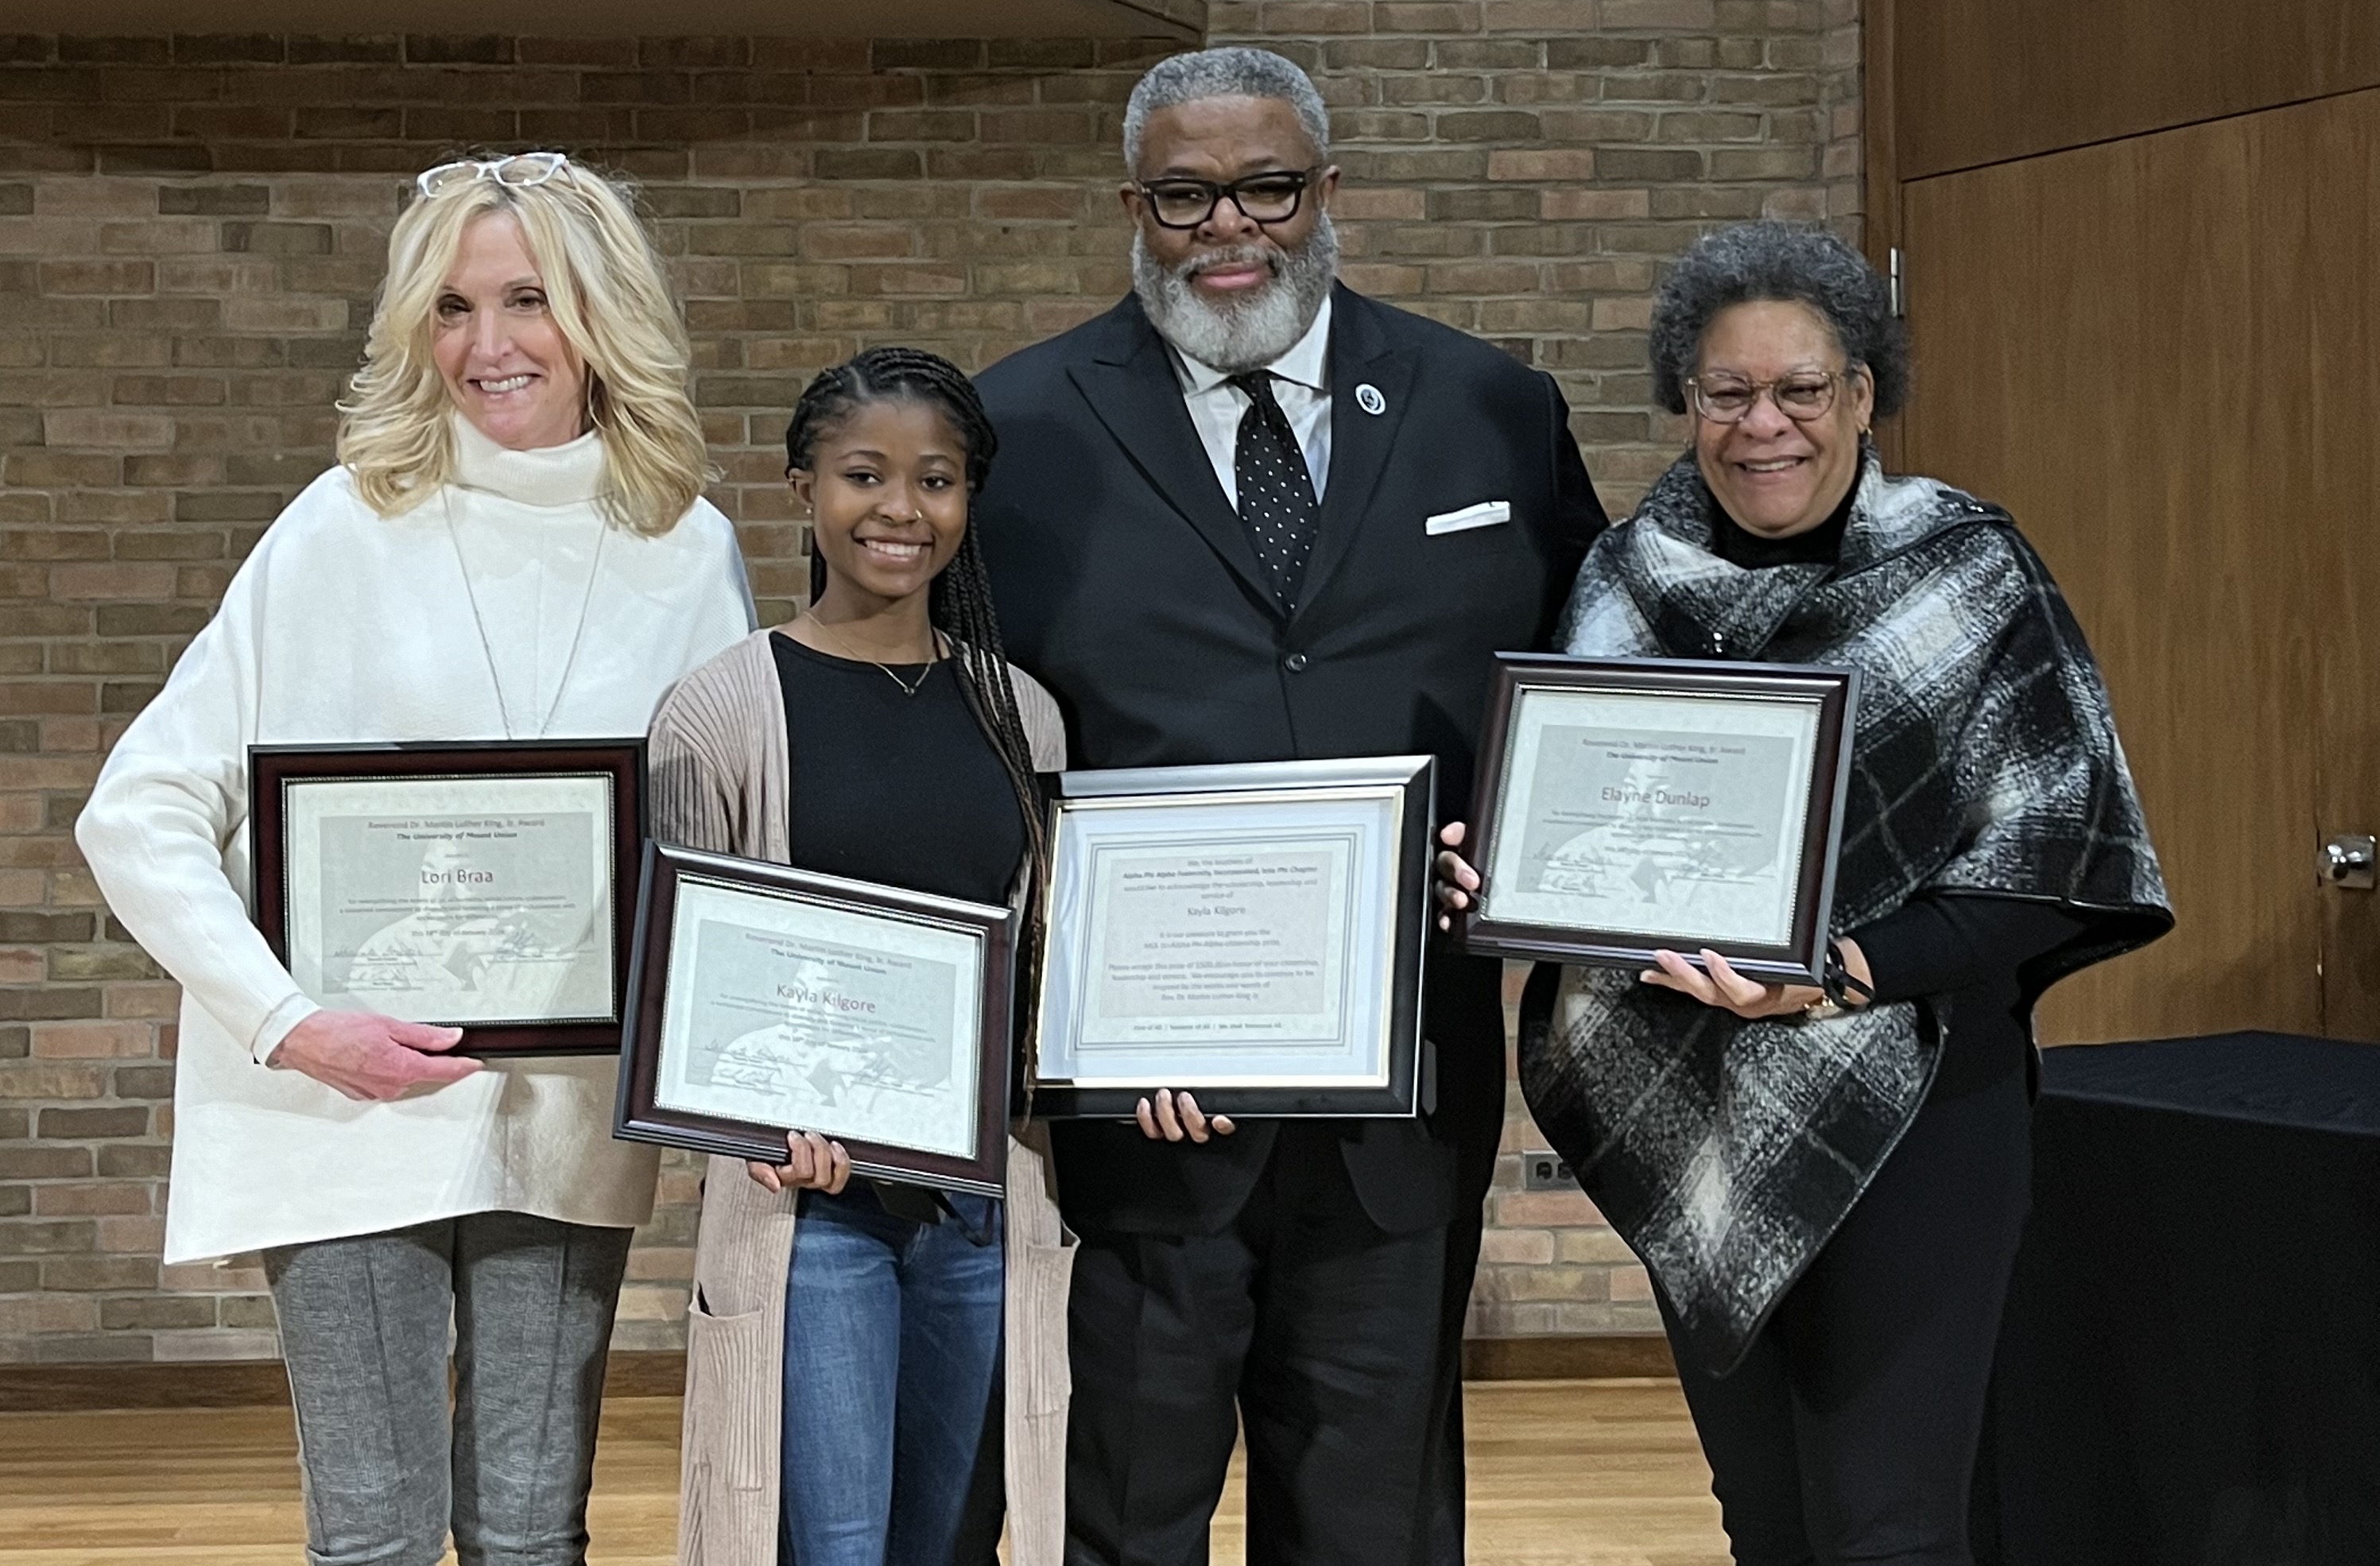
{"left": 1519, "top": 452, "right": 2172, "bottom": 1372}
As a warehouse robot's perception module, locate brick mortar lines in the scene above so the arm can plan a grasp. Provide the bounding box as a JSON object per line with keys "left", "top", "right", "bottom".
{"left": 0, "top": 4, "right": 1856, "bottom": 1360}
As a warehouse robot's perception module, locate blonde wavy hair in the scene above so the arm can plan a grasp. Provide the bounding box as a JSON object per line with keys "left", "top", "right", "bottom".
{"left": 336, "top": 157, "right": 713, "bottom": 536}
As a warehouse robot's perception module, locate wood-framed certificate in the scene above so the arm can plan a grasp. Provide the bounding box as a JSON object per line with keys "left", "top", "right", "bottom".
{"left": 1463, "top": 655, "right": 1859, "bottom": 983}
{"left": 248, "top": 740, "right": 644, "bottom": 1056}
{"left": 614, "top": 842, "right": 1016, "bottom": 1197}
{"left": 1032, "top": 755, "right": 1435, "bottom": 1120}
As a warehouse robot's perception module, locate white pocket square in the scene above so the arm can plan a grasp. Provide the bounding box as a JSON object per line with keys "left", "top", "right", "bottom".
{"left": 1425, "top": 500, "right": 1511, "bottom": 535}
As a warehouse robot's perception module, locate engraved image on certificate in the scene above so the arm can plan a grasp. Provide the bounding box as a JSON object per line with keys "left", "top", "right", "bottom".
{"left": 282, "top": 773, "right": 616, "bottom": 1025}
{"left": 651, "top": 877, "right": 985, "bottom": 1161}
{"left": 1482, "top": 688, "right": 1820, "bottom": 948}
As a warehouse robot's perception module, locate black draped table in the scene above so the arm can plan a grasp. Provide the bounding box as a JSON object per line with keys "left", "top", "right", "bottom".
{"left": 1974, "top": 1032, "right": 2380, "bottom": 1564}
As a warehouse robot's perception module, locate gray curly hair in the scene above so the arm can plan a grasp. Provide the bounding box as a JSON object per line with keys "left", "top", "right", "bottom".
{"left": 1122, "top": 47, "right": 1331, "bottom": 172}
{"left": 1649, "top": 222, "right": 1909, "bottom": 418}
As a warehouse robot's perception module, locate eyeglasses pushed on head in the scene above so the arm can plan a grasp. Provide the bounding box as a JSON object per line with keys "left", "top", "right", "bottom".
{"left": 416, "top": 152, "right": 574, "bottom": 199}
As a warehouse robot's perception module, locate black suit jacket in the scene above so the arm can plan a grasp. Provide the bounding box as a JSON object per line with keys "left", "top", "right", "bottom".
{"left": 976, "top": 285, "right": 1606, "bottom": 1237}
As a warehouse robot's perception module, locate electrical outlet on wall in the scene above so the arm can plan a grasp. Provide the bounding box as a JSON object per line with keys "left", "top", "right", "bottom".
{"left": 1521, "top": 1152, "right": 1574, "bottom": 1191}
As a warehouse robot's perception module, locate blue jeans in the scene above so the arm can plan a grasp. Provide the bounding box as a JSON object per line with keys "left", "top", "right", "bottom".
{"left": 779, "top": 1185, "right": 1003, "bottom": 1566}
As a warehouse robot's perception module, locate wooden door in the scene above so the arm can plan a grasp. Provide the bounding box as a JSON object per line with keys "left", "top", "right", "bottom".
{"left": 1895, "top": 97, "right": 2380, "bottom": 1042}
{"left": 1892, "top": 0, "right": 2380, "bottom": 180}
{"left": 2258, "top": 95, "right": 2380, "bottom": 1038}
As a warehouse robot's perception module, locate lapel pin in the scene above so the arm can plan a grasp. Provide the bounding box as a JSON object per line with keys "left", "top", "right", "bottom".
{"left": 1355, "top": 383, "right": 1386, "bottom": 416}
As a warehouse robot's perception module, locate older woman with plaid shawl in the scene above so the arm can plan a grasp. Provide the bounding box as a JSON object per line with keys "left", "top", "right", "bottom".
{"left": 1440, "top": 221, "right": 2171, "bottom": 1566}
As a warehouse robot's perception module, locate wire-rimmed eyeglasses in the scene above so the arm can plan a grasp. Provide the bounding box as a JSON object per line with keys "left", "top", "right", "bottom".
{"left": 1684, "top": 370, "right": 1848, "bottom": 424}
{"left": 416, "top": 153, "right": 574, "bottom": 199}
{"left": 1133, "top": 166, "right": 1324, "bottom": 231}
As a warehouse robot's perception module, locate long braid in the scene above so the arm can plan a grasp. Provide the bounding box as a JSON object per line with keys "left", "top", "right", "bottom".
{"left": 785, "top": 346, "right": 1052, "bottom": 1098}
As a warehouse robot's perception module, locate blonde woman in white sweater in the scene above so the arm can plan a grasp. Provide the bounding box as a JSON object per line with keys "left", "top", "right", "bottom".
{"left": 75, "top": 155, "right": 752, "bottom": 1566}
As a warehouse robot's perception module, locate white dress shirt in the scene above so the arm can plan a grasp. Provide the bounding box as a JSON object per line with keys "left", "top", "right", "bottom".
{"left": 76, "top": 417, "right": 755, "bottom": 1262}
{"left": 1171, "top": 293, "right": 1334, "bottom": 509}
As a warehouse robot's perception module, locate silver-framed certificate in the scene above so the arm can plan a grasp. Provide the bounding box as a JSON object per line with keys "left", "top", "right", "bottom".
{"left": 1462, "top": 654, "right": 1859, "bottom": 983}
{"left": 247, "top": 740, "right": 644, "bottom": 1056}
{"left": 613, "top": 842, "right": 1015, "bottom": 1196}
{"left": 1032, "top": 755, "right": 1435, "bottom": 1119}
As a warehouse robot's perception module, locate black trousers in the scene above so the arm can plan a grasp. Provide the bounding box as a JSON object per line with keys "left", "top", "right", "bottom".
{"left": 1421, "top": 1076, "right": 1502, "bottom": 1565}
{"left": 1063, "top": 1123, "right": 1449, "bottom": 1566}
{"left": 1663, "top": 1068, "right": 2033, "bottom": 1566}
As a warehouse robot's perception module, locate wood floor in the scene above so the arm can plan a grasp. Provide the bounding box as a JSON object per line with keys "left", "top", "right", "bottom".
{"left": 0, "top": 1379, "right": 1729, "bottom": 1565}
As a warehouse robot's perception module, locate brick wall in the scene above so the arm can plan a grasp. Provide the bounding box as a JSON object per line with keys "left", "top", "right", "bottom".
{"left": 0, "top": 1, "right": 1861, "bottom": 1363}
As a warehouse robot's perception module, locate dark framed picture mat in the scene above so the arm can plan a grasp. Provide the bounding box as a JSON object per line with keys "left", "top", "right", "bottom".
{"left": 248, "top": 738, "right": 645, "bottom": 1056}
{"left": 614, "top": 842, "right": 1016, "bottom": 1198}
{"left": 1463, "top": 654, "right": 1858, "bottom": 983}
{"left": 1029, "top": 755, "right": 1436, "bottom": 1122}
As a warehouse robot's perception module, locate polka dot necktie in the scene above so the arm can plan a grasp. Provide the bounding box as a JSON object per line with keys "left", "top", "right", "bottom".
{"left": 1229, "top": 371, "right": 1321, "bottom": 612}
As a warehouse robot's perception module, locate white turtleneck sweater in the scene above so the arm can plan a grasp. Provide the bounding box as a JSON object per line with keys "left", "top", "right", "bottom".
{"left": 77, "top": 419, "right": 755, "bottom": 1263}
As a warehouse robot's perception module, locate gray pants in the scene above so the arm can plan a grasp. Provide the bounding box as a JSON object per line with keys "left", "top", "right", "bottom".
{"left": 263, "top": 1211, "right": 634, "bottom": 1566}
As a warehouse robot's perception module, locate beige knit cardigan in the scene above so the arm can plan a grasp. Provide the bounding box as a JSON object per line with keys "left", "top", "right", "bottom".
{"left": 647, "top": 628, "right": 1075, "bottom": 1566}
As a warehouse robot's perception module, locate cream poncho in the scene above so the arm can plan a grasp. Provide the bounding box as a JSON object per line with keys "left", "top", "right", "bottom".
{"left": 77, "top": 419, "right": 754, "bottom": 1263}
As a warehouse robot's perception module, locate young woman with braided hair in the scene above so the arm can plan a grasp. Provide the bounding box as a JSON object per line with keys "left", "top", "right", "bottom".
{"left": 648, "top": 346, "right": 1074, "bottom": 1566}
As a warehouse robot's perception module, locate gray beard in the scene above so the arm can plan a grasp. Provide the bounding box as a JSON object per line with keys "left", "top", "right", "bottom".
{"left": 1132, "top": 215, "right": 1339, "bottom": 374}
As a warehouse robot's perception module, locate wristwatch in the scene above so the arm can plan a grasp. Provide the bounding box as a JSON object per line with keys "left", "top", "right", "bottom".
{"left": 1803, "top": 940, "right": 1874, "bottom": 1020}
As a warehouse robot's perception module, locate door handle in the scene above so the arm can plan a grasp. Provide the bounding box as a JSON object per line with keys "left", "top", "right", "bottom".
{"left": 2320, "top": 834, "right": 2377, "bottom": 890}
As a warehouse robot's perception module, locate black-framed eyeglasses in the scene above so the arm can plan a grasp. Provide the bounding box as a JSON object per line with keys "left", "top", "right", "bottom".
{"left": 1134, "top": 166, "right": 1324, "bottom": 231}
{"left": 1685, "top": 369, "right": 1848, "bottom": 424}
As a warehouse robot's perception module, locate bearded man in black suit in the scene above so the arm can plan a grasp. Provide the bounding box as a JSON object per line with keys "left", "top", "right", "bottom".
{"left": 973, "top": 46, "right": 1607, "bottom": 1565}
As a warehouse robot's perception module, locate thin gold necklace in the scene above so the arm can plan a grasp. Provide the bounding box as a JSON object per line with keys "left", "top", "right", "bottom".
{"left": 800, "top": 611, "right": 943, "bottom": 698}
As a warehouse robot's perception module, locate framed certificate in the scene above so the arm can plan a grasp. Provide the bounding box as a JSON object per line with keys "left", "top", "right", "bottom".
{"left": 248, "top": 740, "right": 644, "bottom": 1056}
{"left": 614, "top": 842, "right": 1015, "bottom": 1197}
{"left": 1462, "top": 655, "right": 1859, "bottom": 983}
{"left": 1032, "top": 755, "right": 1435, "bottom": 1120}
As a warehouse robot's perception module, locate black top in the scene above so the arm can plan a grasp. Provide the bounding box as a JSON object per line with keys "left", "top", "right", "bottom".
{"left": 1857, "top": 893, "right": 2087, "bottom": 1095}
{"left": 1709, "top": 481, "right": 1854, "bottom": 569}
{"left": 772, "top": 630, "right": 1027, "bottom": 1223}
{"left": 772, "top": 631, "right": 1024, "bottom": 908}
{"left": 1710, "top": 488, "right": 2086, "bottom": 1095}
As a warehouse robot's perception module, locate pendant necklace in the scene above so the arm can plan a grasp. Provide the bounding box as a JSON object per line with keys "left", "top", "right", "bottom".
{"left": 444, "top": 490, "right": 610, "bottom": 739}
{"left": 801, "top": 611, "right": 944, "bottom": 698}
